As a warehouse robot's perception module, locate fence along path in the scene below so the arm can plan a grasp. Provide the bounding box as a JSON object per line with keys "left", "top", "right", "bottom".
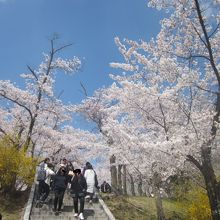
{"left": 29, "top": 187, "right": 115, "bottom": 220}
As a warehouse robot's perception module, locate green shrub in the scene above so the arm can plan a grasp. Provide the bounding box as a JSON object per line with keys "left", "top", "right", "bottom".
{"left": 0, "top": 136, "right": 37, "bottom": 193}
{"left": 186, "top": 188, "right": 211, "bottom": 220}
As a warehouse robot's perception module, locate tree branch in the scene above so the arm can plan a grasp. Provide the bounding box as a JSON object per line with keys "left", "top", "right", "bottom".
{"left": 80, "top": 81, "right": 88, "bottom": 97}
{"left": 158, "top": 98, "right": 169, "bottom": 141}
{"left": 54, "top": 43, "right": 73, "bottom": 54}
{"left": 209, "top": 22, "right": 220, "bottom": 39}
{"left": 186, "top": 154, "right": 203, "bottom": 172}
{"left": 27, "top": 65, "right": 38, "bottom": 81}
{"left": 196, "top": 85, "right": 219, "bottom": 95}
{"left": 0, "top": 90, "right": 33, "bottom": 120}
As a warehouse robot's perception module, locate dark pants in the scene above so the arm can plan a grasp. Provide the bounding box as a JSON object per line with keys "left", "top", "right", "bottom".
{"left": 73, "top": 196, "right": 85, "bottom": 214}
{"left": 38, "top": 180, "right": 50, "bottom": 201}
{"left": 54, "top": 188, "right": 65, "bottom": 211}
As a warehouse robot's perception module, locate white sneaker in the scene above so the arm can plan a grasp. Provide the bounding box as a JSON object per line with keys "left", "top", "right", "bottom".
{"left": 78, "top": 212, "right": 84, "bottom": 220}
{"left": 85, "top": 195, "right": 90, "bottom": 199}
{"left": 73, "top": 213, "right": 78, "bottom": 217}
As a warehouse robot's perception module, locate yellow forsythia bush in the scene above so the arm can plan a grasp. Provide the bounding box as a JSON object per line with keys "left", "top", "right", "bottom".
{"left": 0, "top": 136, "right": 37, "bottom": 191}
{"left": 186, "top": 188, "right": 212, "bottom": 220}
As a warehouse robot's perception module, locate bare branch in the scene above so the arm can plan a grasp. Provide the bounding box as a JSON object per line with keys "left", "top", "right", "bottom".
{"left": 188, "top": 54, "right": 210, "bottom": 61}
{"left": 57, "top": 90, "right": 64, "bottom": 99}
{"left": 80, "top": 81, "right": 88, "bottom": 97}
{"left": 196, "top": 85, "right": 219, "bottom": 95}
{"left": 50, "top": 39, "right": 54, "bottom": 54}
{"left": 27, "top": 65, "right": 38, "bottom": 81}
{"left": 54, "top": 43, "right": 73, "bottom": 54}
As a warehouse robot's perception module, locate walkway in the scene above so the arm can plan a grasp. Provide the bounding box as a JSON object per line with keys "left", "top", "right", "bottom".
{"left": 30, "top": 189, "right": 112, "bottom": 220}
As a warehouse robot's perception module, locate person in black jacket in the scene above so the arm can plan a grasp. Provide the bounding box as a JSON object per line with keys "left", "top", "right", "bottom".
{"left": 53, "top": 166, "right": 69, "bottom": 215}
{"left": 101, "top": 181, "right": 111, "bottom": 193}
{"left": 71, "top": 169, "right": 87, "bottom": 220}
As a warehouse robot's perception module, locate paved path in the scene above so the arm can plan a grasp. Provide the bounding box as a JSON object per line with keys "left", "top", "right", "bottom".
{"left": 30, "top": 190, "right": 110, "bottom": 220}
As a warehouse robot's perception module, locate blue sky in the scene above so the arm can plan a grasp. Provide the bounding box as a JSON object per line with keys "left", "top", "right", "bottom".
{"left": 0, "top": 0, "right": 164, "bottom": 104}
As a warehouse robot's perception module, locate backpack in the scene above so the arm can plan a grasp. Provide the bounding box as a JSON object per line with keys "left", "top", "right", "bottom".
{"left": 37, "top": 163, "right": 46, "bottom": 181}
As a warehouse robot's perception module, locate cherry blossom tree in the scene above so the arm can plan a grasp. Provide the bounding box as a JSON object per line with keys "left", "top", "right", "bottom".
{"left": 0, "top": 39, "right": 109, "bottom": 194}
{"left": 107, "top": 0, "right": 220, "bottom": 219}
{"left": 75, "top": 86, "right": 179, "bottom": 218}
{"left": 75, "top": 1, "right": 220, "bottom": 219}
{"left": 0, "top": 39, "right": 81, "bottom": 156}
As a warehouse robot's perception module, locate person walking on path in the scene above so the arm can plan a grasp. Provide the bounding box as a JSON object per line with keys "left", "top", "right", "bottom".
{"left": 53, "top": 166, "right": 69, "bottom": 215}
{"left": 83, "top": 162, "right": 98, "bottom": 204}
{"left": 70, "top": 169, "right": 87, "bottom": 220}
{"left": 37, "top": 157, "right": 53, "bottom": 202}
{"left": 42, "top": 162, "right": 55, "bottom": 202}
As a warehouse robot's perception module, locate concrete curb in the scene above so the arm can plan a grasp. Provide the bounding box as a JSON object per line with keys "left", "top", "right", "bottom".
{"left": 23, "top": 183, "right": 36, "bottom": 220}
{"left": 98, "top": 195, "right": 116, "bottom": 220}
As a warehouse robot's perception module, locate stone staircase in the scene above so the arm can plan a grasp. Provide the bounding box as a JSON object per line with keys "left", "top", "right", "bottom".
{"left": 29, "top": 190, "right": 112, "bottom": 220}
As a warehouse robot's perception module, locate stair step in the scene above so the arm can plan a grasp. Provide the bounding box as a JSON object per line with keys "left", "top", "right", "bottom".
{"left": 31, "top": 217, "right": 76, "bottom": 220}
{"left": 31, "top": 215, "right": 107, "bottom": 220}
{"left": 31, "top": 212, "right": 106, "bottom": 217}
{"left": 31, "top": 190, "right": 110, "bottom": 220}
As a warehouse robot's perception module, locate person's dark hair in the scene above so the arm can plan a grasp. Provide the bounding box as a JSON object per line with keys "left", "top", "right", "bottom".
{"left": 47, "top": 163, "right": 54, "bottom": 169}
{"left": 44, "top": 157, "right": 50, "bottom": 163}
{"left": 73, "top": 169, "right": 81, "bottom": 174}
{"left": 86, "top": 162, "right": 93, "bottom": 169}
{"left": 58, "top": 166, "right": 66, "bottom": 175}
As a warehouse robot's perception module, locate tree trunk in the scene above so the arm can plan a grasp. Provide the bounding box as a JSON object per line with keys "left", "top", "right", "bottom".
{"left": 110, "top": 155, "right": 117, "bottom": 193}
{"left": 192, "top": 0, "right": 220, "bottom": 217}
{"left": 137, "top": 174, "right": 143, "bottom": 196}
{"left": 123, "top": 165, "right": 127, "bottom": 195}
{"left": 201, "top": 147, "right": 220, "bottom": 220}
{"left": 129, "top": 173, "right": 135, "bottom": 196}
{"left": 144, "top": 181, "right": 152, "bottom": 197}
{"left": 154, "top": 186, "right": 166, "bottom": 220}
{"left": 187, "top": 151, "right": 220, "bottom": 220}
{"left": 142, "top": 185, "right": 147, "bottom": 196}
{"left": 152, "top": 172, "right": 166, "bottom": 220}
{"left": 118, "top": 164, "right": 123, "bottom": 194}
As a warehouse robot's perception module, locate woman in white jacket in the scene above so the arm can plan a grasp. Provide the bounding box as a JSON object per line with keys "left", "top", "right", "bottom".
{"left": 83, "top": 162, "right": 98, "bottom": 204}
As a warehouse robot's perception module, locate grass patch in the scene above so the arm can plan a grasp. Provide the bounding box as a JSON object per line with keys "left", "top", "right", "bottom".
{"left": 0, "top": 190, "right": 30, "bottom": 220}
{"left": 103, "top": 195, "right": 188, "bottom": 220}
